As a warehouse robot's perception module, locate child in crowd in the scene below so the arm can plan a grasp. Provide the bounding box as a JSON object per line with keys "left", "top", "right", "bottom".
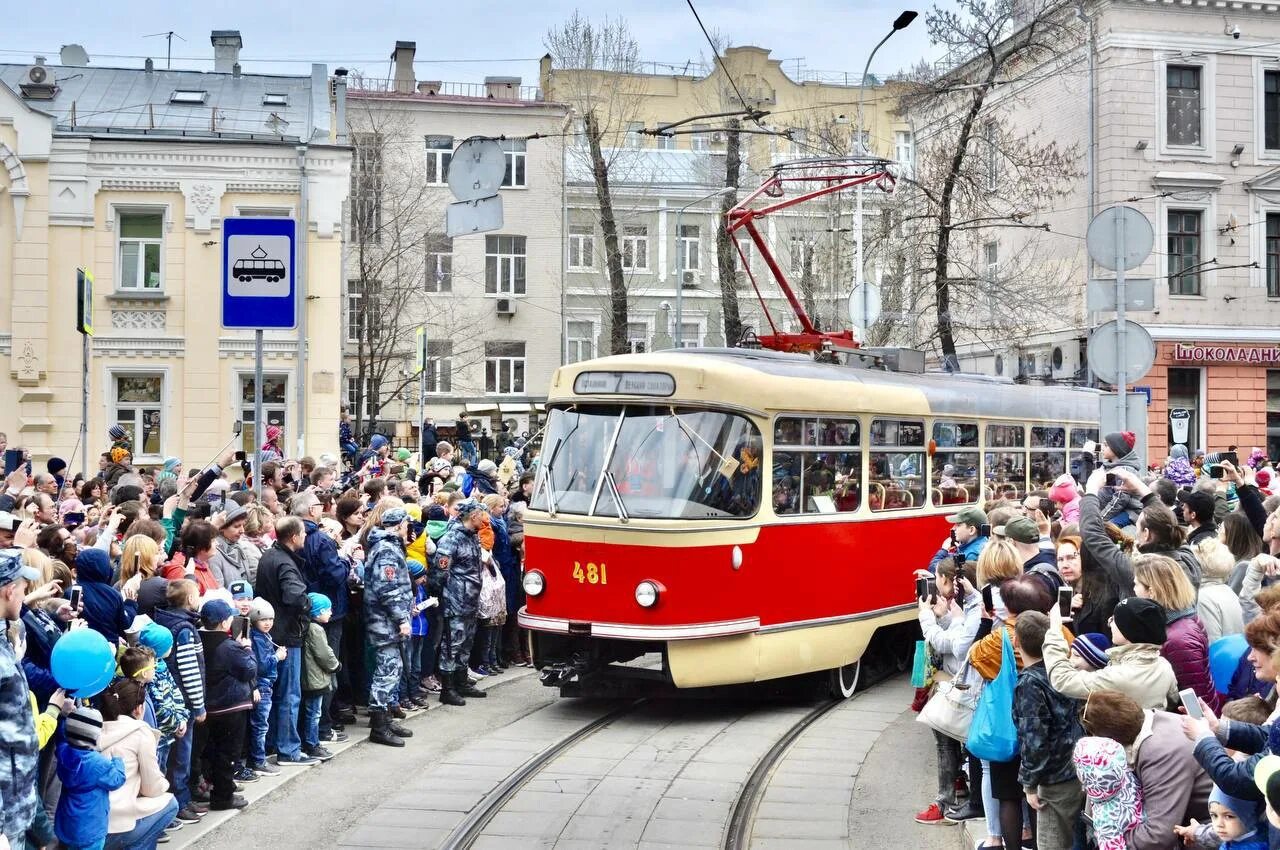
{"left": 150, "top": 578, "right": 206, "bottom": 823}
{"left": 302, "top": 592, "right": 341, "bottom": 762}
{"left": 117, "top": 645, "right": 159, "bottom": 728}
{"left": 55, "top": 706, "right": 126, "bottom": 850}
{"left": 197, "top": 598, "right": 257, "bottom": 811}
{"left": 247, "top": 597, "right": 284, "bottom": 776}
{"left": 1012, "top": 611, "right": 1084, "bottom": 850}
{"left": 229, "top": 580, "right": 254, "bottom": 618}
{"left": 405, "top": 561, "right": 435, "bottom": 706}
{"left": 1175, "top": 788, "right": 1268, "bottom": 850}
{"left": 137, "top": 621, "right": 190, "bottom": 776}
{"left": 1069, "top": 633, "right": 1112, "bottom": 671}
{"left": 1072, "top": 736, "right": 1144, "bottom": 850}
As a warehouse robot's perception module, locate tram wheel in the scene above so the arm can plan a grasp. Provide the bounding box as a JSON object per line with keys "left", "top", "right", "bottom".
{"left": 826, "top": 659, "right": 862, "bottom": 699}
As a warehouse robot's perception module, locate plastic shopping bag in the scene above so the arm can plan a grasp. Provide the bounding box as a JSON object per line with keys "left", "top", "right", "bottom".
{"left": 966, "top": 628, "right": 1019, "bottom": 763}
{"left": 911, "top": 639, "right": 930, "bottom": 688}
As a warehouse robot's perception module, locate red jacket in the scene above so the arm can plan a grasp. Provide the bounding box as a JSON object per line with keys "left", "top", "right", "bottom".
{"left": 1161, "top": 612, "right": 1222, "bottom": 713}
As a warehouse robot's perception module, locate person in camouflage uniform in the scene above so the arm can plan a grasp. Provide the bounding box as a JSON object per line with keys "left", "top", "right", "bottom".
{"left": 362, "top": 508, "right": 414, "bottom": 747}
{"left": 0, "top": 549, "right": 41, "bottom": 849}
{"left": 434, "top": 502, "right": 488, "bottom": 706}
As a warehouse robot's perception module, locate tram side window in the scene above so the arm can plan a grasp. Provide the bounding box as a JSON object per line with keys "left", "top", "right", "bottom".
{"left": 933, "top": 422, "right": 979, "bottom": 506}
{"left": 1070, "top": 427, "right": 1100, "bottom": 481}
{"left": 871, "top": 418, "right": 925, "bottom": 511}
{"left": 985, "top": 451, "right": 1028, "bottom": 501}
{"left": 772, "top": 417, "right": 861, "bottom": 515}
{"left": 1030, "top": 425, "right": 1067, "bottom": 490}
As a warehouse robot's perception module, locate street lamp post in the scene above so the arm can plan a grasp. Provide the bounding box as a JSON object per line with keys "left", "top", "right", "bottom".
{"left": 672, "top": 186, "right": 735, "bottom": 349}
{"left": 853, "top": 11, "right": 917, "bottom": 338}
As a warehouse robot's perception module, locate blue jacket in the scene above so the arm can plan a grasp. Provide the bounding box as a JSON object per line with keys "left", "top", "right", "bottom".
{"left": 152, "top": 606, "right": 206, "bottom": 716}
{"left": 74, "top": 548, "right": 131, "bottom": 645}
{"left": 302, "top": 520, "right": 350, "bottom": 618}
{"left": 926, "top": 535, "right": 988, "bottom": 573}
{"left": 20, "top": 604, "right": 62, "bottom": 703}
{"left": 251, "top": 628, "right": 279, "bottom": 688}
{"left": 198, "top": 630, "right": 257, "bottom": 715}
{"left": 490, "top": 515, "right": 521, "bottom": 614}
{"left": 411, "top": 584, "right": 430, "bottom": 637}
{"left": 54, "top": 744, "right": 125, "bottom": 848}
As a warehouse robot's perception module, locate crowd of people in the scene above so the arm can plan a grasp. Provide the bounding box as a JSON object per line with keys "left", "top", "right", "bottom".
{"left": 0, "top": 416, "right": 536, "bottom": 850}
{"left": 914, "top": 432, "right": 1280, "bottom": 849}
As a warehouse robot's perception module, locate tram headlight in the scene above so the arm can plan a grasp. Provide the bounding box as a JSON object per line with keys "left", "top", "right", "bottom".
{"left": 634, "top": 580, "right": 661, "bottom": 608}
{"left": 523, "top": 570, "right": 546, "bottom": 597}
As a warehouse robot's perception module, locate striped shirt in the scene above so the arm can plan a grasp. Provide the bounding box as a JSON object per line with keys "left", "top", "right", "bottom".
{"left": 173, "top": 633, "right": 206, "bottom": 716}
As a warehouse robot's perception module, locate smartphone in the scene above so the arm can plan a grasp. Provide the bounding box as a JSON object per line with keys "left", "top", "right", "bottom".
{"left": 234, "top": 450, "right": 246, "bottom": 462}
{"left": 915, "top": 577, "right": 929, "bottom": 599}
{"left": 1058, "top": 586, "right": 1073, "bottom": 619}
{"left": 233, "top": 616, "right": 251, "bottom": 641}
{"left": 926, "top": 578, "right": 938, "bottom": 603}
{"left": 233, "top": 420, "right": 243, "bottom": 436}
{"left": 3, "top": 449, "right": 22, "bottom": 476}
{"left": 63, "top": 512, "right": 85, "bottom": 528}
{"left": 949, "top": 528, "right": 959, "bottom": 547}
{"left": 1209, "top": 464, "right": 1224, "bottom": 480}
{"left": 1180, "top": 688, "right": 1203, "bottom": 719}
{"left": 68, "top": 585, "right": 83, "bottom": 611}
{"left": 1224, "top": 451, "right": 1240, "bottom": 469}
{"left": 981, "top": 583, "right": 995, "bottom": 613}
{"left": 1104, "top": 472, "right": 1118, "bottom": 487}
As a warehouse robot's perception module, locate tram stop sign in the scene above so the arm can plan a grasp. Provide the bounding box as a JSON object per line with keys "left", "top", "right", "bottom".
{"left": 222, "top": 217, "right": 297, "bottom": 329}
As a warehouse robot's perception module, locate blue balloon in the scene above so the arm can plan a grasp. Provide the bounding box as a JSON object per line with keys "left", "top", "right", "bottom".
{"left": 51, "top": 628, "right": 116, "bottom": 698}
{"left": 1209, "top": 633, "right": 1249, "bottom": 695}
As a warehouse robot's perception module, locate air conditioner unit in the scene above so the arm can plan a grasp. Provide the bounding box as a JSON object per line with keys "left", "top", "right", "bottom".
{"left": 681, "top": 270, "right": 698, "bottom": 288}
{"left": 496, "top": 298, "right": 516, "bottom": 316}
{"left": 1051, "top": 341, "right": 1081, "bottom": 378}
{"left": 19, "top": 58, "right": 57, "bottom": 99}
{"left": 710, "top": 132, "right": 725, "bottom": 143}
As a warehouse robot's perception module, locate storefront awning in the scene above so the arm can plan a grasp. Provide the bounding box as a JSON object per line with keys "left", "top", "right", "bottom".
{"left": 499, "top": 403, "right": 533, "bottom": 413}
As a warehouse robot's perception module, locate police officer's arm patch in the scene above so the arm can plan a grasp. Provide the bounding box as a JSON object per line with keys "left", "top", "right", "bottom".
{"left": 384, "top": 566, "right": 396, "bottom": 581}
{"left": 438, "top": 555, "right": 450, "bottom": 571}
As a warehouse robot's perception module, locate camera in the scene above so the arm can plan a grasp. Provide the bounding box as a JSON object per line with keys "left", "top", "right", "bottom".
{"left": 1231, "top": 24, "right": 1241, "bottom": 39}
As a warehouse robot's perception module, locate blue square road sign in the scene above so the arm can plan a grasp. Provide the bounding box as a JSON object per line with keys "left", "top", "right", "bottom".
{"left": 222, "top": 217, "right": 297, "bottom": 329}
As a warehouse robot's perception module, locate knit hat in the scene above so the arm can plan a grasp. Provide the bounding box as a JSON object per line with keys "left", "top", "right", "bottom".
{"left": 456, "top": 501, "right": 484, "bottom": 520}
{"left": 408, "top": 560, "right": 426, "bottom": 579}
{"left": 1210, "top": 785, "right": 1264, "bottom": 842}
{"left": 380, "top": 507, "right": 408, "bottom": 527}
{"left": 265, "top": 425, "right": 282, "bottom": 444}
{"left": 1111, "top": 597, "right": 1167, "bottom": 645}
{"left": 395, "top": 447, "right": 412, "bottom": 463}
{"left": 426, "top": 504, "right": 447, "bottom": 522}
{"left": 1259, "top": 469, "right": 1274, "bottom": 489}
{"left": 64, "top": 705, "right": 105, "bottom": 750}
{"left": 199, "top": 598, "right": 235, "bottom": 628}
{"left": 138, "top": 622, "right": 174, "bottom": 659}
{"left": 307, "top": 592, "right": 332, "bottom": 618}
{"left": 478, "top": 459, "right": 498, "bottom": 475}
{"left": 1072, "top": 737, "right": 1143, "bottom": 849}
{"left": 370, "top": 434, "right": 389, "bottom": 451}
{"left": 222, "top": 503, "right": 249, "bottom": 525}
{"left": 228, "top": 580, "right": 253, "bottom": 601}
{"left": 47, "top": 457, "right": 67, "bottom": 475}
{"left": 994, "top": 516, "right": 1039, "bottom": 544}
{"left": 1104, "top": 431, "right": 1137, "bottom": 458}
{"left": 1049, "top": 474, "right": 1079, "bottom": 505}
{"left": 249, "top": 597, "right": 275, "bottom": 622}
{"left": 108, "top": 424, "right": 128, "bottom": 442}
{"left": 1072, "top": 633, "right": 1112, "bottom": 670}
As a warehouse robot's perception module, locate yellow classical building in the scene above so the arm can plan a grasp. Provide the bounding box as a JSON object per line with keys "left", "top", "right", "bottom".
{"left": 0, "top": 34, "right": 351, "bottom": 473}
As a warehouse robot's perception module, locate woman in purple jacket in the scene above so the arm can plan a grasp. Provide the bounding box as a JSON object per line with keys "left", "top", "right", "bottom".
{"left": 1135, "top": 553, "right": 1222, "bottom": 713}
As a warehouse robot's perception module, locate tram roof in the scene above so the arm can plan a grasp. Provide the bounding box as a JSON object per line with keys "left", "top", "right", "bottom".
{"left": 550, "top": 347, "right": 1102, "bottom": 424}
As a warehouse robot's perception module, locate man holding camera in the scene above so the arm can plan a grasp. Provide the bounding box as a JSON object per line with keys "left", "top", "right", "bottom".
{"left": 921, "top": 507, "right": 990, "bottom": 575}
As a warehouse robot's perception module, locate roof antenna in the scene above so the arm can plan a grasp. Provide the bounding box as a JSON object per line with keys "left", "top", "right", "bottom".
{"left": 144, "top": 31, "right": 185, "bottom": 69}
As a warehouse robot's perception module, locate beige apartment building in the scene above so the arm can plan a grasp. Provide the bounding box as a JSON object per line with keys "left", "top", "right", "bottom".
{"left": 909, "top": 1, "right": 1280, "bottom": 458}
{"left": 343, "top": 42, "right": 568, "bottom": 446}
{"left": 540, "top": 46, "right": 914, "bottom": 353}
{"left": 0, "top": 34, "right": 350, "bottom": 471}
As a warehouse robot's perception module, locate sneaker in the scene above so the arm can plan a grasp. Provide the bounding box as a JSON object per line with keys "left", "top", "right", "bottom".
{"left": 469, "top": 667, "right": 488, "bottom": 680}
{"left": 164, "top": 819, "right": 184, "bottom": 832}
{"left": 302, "top": 745, "right": 334, "bottom": 762}
{"left": 175, "top": 806, "right": 204, "bottom": 823}
{"left": 210, "top": 795, "right": 248, "bottom": 811}
{"left": 423, "top": 676, "right": 441, "bottom": 692}
{"left": 249, "top": 761, "right": 280, "bottom": 776}
{"left": 158, "top": 835, "right": 171, "bottom": 844}
{"left": 233, "top": 766, "right": 259, "bottom": 783}
{"left": 943, "top": 801, "right": 985, "bottom": 823}
{"left": 318, "top": 730, "right": 349, "bottom": 743}
{"left": 914, "top": 803, "right": 949, "bottom": 825}
{"left": 187, "top": 801, "right": 209, "bottom": 814}
{"left": 275, "top": 753, "right": 320, "bottom": 766}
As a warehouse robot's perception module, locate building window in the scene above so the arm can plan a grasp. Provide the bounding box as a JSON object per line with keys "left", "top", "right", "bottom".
{"left": 566, "top": 320, "right": 595, "bottom": 363}
{"left": 1267, "top": 71, "right": 1280, "bottom": 151}
{"left": 425, "top": 135, "right": 453, "bottom": 186}
{"left": 485, "top": 235, "right": 526, "bottom": 295}
{"left": 790, "top": 236, "right": 813, "bottom": 276}
{"left": 1168, "top": 210, "right": 1203, "bottom": 296}
{"left": 735, "top": 239, "right": 753, "bottom": 273}
{"left": 485, "top": 341, "right": 526, "bottom": 394}
{"left": 678, "top": 224, "right": 701, "bottom": 273}
{"left": 1168, "top": 367, "right": 1201, "bottom": 451}
{"left": 1269, "top": 371, "right": 1280, "bottom": 460}
{"left": 627, "top": 321, "right": 649, "bottom": 353}
{"left": 621, "top": 226, "right": 649, "bottom": 271}
{"left": 500, "top": 140, "right": 527, "bottom": 188}
{"left": 895, "top": 130, "right": 915, "bottom": 174}
{"left": 568, "top": 227, "right": 595, "bottom": 270}
{"left": 789, "top": 128, "right": 808, "bottom": 157}
{"left": 690, "top": 124, "right": 711, "bottom": 151}
{"left": 241, "top": 374, "right": 288, "bottom": 454}
{"left": 984, "top": 242, "right": 998, "bottom": 282}
{"left": 345, "top": 376, "right": 377, "bottom": 424}
{"left": 351, "top": 133, "right": 383, "bottom": 243}
{"left": 114, "top": 375, "right": 163, "bottom": 458}
{"left": 170, "top": 90, "right": 207, "bottom": 105}
{"left": 625, "top": 122, "right": 644, "bottom": 149}
{"left": 425, "top": 234, "right": 452, "bottom": 293}
{"left": 675, "top": 321, "right": 703, "bottom": 349}
{"left": 117, "top": 212, "right": 163, "bottom": 291}
{"left": 1166, "top": 64, "right": 1202, "bottom": 147}
{"left": 426, "top": 340, "right": 452, "bottom": 393}
{"left": 1269, "top": 214, "right": 1280, "bottom": 298}
{"left": 346, "top": 279, "right": 365, "bottom": 343}
{"left": 655, "top": 133, "right": 676, "bottom": 150}
{"left": 984, "top": 121, "right": 999, "bottom": 191}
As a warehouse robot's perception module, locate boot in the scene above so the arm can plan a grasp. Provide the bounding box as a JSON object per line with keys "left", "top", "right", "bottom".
{"left": 455, "top": 668, "right": 487, "bottom": 699}
{"left": 386, "top": 715, "right": 414, "bottom": 738}
{"left": 439, "top": 673, "right": 466, "bottom": 707}
{"left": 367, "top": 711, "right": 404, "bottom": 748}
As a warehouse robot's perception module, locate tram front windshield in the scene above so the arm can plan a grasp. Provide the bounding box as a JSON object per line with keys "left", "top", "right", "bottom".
{"left": 531, "top": 404, "right": 762, "bottom": 519}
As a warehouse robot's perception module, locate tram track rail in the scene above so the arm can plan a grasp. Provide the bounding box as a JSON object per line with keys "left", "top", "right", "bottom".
{"left": 721, "top": 698, "right": 844, "bottom": 850}
{"left": 441, "top": 699, "right": 647, "bottom": 850}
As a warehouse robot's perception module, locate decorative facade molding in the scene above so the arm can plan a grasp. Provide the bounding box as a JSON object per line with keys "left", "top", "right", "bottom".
{"left": 1, "top": 140, "right": 29, "bottom": 239}
{"left": 110, "top": 310, "right": 167, "bottom": 331}
{"left": 98, "top": 178, "right": 182, "bottom": 192}
{"left": 182, "top": 180, "right": 224, "bottom": 232}
{"left": 91, "top": 336, "right": 185, "bottom": 358}
{"left": 218, "top": 337, "right": 299, "bottom": 359}
{"left": 226, "top": 181, "right": 300, "bottom": 194}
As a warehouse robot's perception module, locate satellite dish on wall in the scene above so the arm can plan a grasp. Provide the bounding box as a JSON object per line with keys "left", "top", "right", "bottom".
{"left": 447, "top": 138, "right": 506, "bottom": 202}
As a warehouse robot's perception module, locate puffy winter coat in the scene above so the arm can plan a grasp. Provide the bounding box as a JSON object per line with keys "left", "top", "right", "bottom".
{"left": 363, "top": 527, "right": 412, "bottom": 647}
{"left": 54, "top": 744, "right": 125, "bottom": 848}
{"left": 198, "top": 629, "right": 256, "bottom": 715}
{"left": 302, "top": 520, "right": 350, "bottom": 618}
{"left": 1043, "top": 624, "right": 1177, "bottom": 710}
{"left": 1164, "top": 611, "right": 1222, "bottom": 713}
{"left": 302, "top": 622, "right": 340, "bottom": 693}
{"left": 436, "top": 520, "right": 483, "bottom": 618}
{"left": 1198, "top": 577, "right": 1245, "bottom": 644}
{"left": 147, "top": 661, "right": 189, "bottom": 740}
{"left": 251, "top": 629, "right": 279, "bottom": 688}
{"left": 74, "top": 548, "right": 132, "bottom": 645}
{"left": 151, "top": 606, "right": 206, "bottom": 716}
{"left": 20, "top": 602, "right": 62, "bottom": 702}
{"left": 97, "top": 715, "right": 174, "bottom": 836}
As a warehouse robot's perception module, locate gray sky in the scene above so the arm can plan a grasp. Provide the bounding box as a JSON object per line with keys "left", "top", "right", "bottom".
{"left": 2, "top": 1, "right": 941, "bottom": 85}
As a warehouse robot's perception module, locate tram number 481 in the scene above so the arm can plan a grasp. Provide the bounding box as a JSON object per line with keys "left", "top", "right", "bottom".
{"left": 572, "top": 561, "right": 608, "bottom": 585}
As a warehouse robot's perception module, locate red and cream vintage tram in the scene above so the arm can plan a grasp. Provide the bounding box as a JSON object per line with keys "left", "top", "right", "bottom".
{"left": 518, "top": 348, "right": 1101, "bottom": 698}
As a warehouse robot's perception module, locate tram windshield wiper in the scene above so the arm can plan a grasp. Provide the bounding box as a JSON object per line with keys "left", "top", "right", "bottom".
{"left": 602, "top": 470, "right": 629, "bottom": 522}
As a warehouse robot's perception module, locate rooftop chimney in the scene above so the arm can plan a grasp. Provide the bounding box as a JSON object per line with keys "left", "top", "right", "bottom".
{"left": 484, "top": 76, "right": 521, "bottom": 100}
{"left": 417, "top": 80, "right": 441, "bottom": 95}
{"left": 144, "top": 57, "right": 154, "bottom": 72}
{"left": 334, "top": 68, "right": 348, "bottom": 145}
{"left": 211, "top": 30, "right": 243, "bottom": 74}
{"left": 391, "top": 41, "right": 416, "bottom": 93}
{"left": 60, "top": 44, "right": 89, "bottom": 66}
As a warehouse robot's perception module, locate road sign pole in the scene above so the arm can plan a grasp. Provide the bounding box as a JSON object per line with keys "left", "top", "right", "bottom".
{"left": 418, "top": 328, "right": 427, "bottom": 460}
{"left": 254, "top": 329, "right": 264, "bottom": 500}
{"left": 81, "top": 332, "right": 89, "bottom": 479}
{"left": 1114, "top": 211, "right": 1127, "bottom": 432}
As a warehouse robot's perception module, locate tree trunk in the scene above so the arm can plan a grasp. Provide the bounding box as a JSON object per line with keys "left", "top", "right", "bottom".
{"left": 585, "top": 111, "right": 629, "bottom": 355}
{"left": 716, "top": 120, "right": 743, "bottom": 347}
